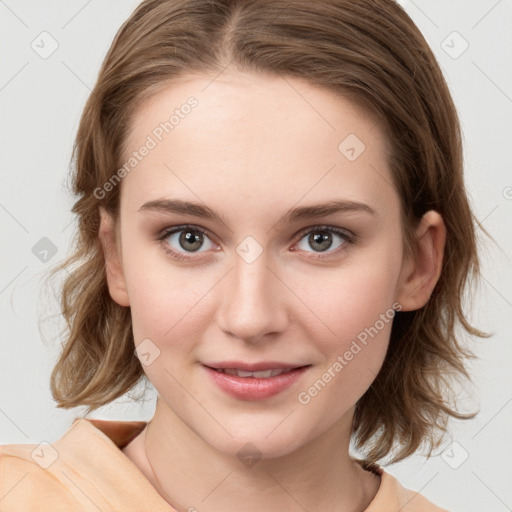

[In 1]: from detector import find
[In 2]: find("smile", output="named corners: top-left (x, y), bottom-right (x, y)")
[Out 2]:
top-left (213, 368), bottom-right (295, 378)
top-left (202, 364), bottom-right (311, 400)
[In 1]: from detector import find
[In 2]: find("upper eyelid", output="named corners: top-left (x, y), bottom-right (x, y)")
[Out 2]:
top-left (158, 224), bottom-right (216, 243)
top-left (158, 223), bottom-right (352, 235)
top-left (296, 224), bottom-right (353, 237)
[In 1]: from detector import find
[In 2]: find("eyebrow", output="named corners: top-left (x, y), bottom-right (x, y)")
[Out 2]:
top-left (138, 198), bottom-right (376, 227)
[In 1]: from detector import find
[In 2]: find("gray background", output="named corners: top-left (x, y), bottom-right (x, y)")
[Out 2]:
top-left (1, 1), bottom-right (511, 511)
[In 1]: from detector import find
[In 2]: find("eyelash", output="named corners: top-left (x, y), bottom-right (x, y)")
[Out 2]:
top-left (156, 224), bottom-right (356, 262)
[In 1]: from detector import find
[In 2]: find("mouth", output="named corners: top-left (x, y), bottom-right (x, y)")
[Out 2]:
top-left (203, 360), bottom-right (311, 377)
top-left (206, 367), bottom-right (304, 378)
top-left (202, 362), bottom-right (312, 400)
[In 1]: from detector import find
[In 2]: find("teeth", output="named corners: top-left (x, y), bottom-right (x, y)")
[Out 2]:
top-left (219, 368), bottom-right (294, 378)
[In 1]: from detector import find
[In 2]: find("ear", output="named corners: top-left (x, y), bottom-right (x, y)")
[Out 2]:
top-left (396, 210), bottom-right (446, 311)
top-left (98, 207), bottom-right (130, 307)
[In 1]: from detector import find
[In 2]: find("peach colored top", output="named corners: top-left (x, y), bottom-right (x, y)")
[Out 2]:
top-left (0, 417), bottom-right (449, 511)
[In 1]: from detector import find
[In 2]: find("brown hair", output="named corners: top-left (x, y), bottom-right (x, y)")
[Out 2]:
top-left (48, 0), bottom-right (489, 465)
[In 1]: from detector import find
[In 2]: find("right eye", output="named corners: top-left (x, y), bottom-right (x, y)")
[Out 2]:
top-left (157, 225), bottom-right (217, 261)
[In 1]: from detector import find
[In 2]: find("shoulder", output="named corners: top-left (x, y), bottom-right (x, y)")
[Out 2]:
top-left (356, 460), bottom-right (450, 512)
top-left (373, 468), bottom-right (451, 512)
top-left (0, 442), bottom-right (81, 512)
top-left (393, 476), bottom-right (450, 512)
top-left (0, 418), bottom-right (172, 512)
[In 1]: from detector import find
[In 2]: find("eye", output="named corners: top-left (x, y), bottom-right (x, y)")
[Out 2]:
top-left (294, 226), bottom-right (355, 257)
top-left (158, 225), bottom-right (216, 261)
top-left (157, 224), bottom-right (356, 262)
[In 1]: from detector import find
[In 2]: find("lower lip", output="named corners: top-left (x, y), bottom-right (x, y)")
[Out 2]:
top-left (203, 365), bottom-right (310, 400)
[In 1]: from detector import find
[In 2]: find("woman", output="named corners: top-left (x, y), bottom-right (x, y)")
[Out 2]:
top-left (0, 1), bottom-right (487, 510)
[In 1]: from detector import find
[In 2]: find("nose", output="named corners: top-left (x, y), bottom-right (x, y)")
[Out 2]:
top-left (215, 248), bottom-right (289, 344)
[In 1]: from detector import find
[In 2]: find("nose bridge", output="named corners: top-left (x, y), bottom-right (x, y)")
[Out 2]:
top-left (216, 244), bottom-right (287, 342)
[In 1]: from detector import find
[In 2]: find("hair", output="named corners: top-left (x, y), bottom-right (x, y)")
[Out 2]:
top-left (47, 0), bottom-right (489, 465)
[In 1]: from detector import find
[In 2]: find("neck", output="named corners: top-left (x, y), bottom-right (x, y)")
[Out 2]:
top-left (135, 397), bottom-right (380, 512)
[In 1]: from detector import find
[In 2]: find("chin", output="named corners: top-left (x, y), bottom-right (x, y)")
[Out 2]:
top-left (195, 417), bottom-right (312, 461)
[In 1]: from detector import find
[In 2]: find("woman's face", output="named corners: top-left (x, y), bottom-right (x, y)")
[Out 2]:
top-left (103, 70), bottom-right (413, 458)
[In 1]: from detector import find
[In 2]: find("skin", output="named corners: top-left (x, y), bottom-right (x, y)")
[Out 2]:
top-left (99, 68), bottom-right (446, 512)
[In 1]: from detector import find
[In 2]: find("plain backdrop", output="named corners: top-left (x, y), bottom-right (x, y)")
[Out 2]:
top-left (1, 1), bottom-right (511, 511)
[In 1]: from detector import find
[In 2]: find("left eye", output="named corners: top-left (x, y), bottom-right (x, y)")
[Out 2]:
top-left (296, 227), bottom-right (353, 254)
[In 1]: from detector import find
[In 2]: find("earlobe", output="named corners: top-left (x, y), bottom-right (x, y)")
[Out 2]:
top-left (396, 210), bottom-right (446, 312)
top-left (98, 207), bottom-right (130, 307)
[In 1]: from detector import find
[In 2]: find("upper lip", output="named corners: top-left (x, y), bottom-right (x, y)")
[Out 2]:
top-left (203, 361), bottom-right (309, 371)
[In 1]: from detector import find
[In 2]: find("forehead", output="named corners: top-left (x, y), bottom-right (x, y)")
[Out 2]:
top-left (120, 70), bottom-right (398, 220)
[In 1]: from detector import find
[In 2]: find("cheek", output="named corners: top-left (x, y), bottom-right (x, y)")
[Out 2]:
top-left (127, 269), bottom-right (202, 342)
top-left (335, 263), bottom-right (399, 339)
top-left (122, 239), bottom-right (215, 354)
top-left (293, 239), bottom-right (402, 401)
top-left (125, 263), bottom-right (209, 390)
top-left (297, 247), bottom-right (402, 352)
top-left (296, 265), bottom-right (398, 418)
